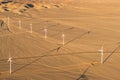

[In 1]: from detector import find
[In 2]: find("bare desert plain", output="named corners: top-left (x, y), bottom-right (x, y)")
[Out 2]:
top-left (0, 0), bottom-right (120, 80)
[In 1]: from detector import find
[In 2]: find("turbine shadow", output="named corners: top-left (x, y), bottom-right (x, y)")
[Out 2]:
top-left (57, 31), bottom-right (91, 52)
top-left (76, 63), bottom-right (93, 80)
top-left (12, 48), bottom-right (58, 74)
top-left (103, 45), bottom-right (120, 64)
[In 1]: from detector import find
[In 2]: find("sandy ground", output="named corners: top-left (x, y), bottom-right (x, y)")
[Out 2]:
top-left (0, 0), bottom-right (120, 80)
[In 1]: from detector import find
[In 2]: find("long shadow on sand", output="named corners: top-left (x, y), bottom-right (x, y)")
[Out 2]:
top-left (103, 45), bottom-right (120, 64)
top-left (11, 31), bottom-right (91, 74)
top-left (12, 48), bottom-right (58, 74)
top-left (76, 64), bottom-right (93, 80)
top-left (56, 31), bottom-right (91, 52)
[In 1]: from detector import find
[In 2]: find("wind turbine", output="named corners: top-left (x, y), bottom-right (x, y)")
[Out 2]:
top-left (98, 45), bottom-right (104, 64)
top-left (44, 27), bottom-right (47, 40)
top-left (8, 56), bottom-right (12, 75)
top-left (30, 24), bottom-right (32, 33)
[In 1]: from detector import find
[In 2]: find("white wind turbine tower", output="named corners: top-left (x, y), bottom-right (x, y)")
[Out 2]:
top-left (98, 44), bottom-right (104, 64)
top-left (8, 53), bottom-right (12, 75)
top-left (44, 26), bottom-right (47, 40)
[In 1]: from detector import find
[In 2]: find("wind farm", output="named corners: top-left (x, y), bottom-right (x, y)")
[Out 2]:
top-left (0, 0), bottom-right (120, 80)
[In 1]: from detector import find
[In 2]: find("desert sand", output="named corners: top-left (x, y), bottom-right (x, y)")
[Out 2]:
top-left (0, 0), bottom-right (120, 80)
